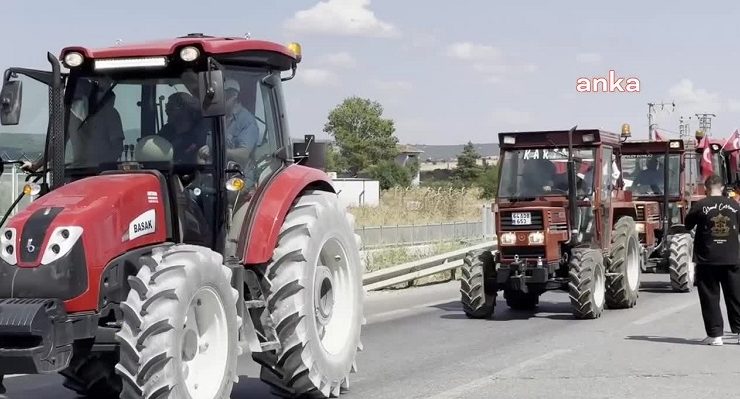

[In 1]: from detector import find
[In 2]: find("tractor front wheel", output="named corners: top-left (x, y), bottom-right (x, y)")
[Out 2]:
top-left (60, 350), bottom-right (120, 398)
top-left (669, 233), bottom-right (695, 292)
top-left (606, 216), bottom-right (641, 309)
top-left (260, 190), bottom-right (364, 398)
top-left (115, 245), bottom-right (241, 399)
top-left (460, 250), bottom-right (496, 318)
top-left (568, 248), bottom-right (606, 319)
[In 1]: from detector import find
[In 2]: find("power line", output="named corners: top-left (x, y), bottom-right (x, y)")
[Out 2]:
top-left (648, 101), bottom-right (676, 141)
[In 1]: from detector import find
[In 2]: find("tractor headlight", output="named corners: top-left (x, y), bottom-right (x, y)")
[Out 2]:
top-left (1, 228), bottom-right (17, 265)
top-left (41, 226), bottom-right (83, 265)
top-left (500, 232), bottom-right (516, 245)
top-left (635, 223), bottom-right (645, 233)
top-left (179, 46), bottom-right (200, 62)
top-left (63, 51), bottom-right (84, 68)
top-left (528, 231), bottom-right (545, 245)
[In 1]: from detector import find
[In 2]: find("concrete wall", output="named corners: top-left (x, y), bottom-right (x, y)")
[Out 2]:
top-left (331, 178), bottom-right (380, 208)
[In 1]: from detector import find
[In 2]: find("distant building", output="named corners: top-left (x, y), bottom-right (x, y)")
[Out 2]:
top-left (395, 144), bottom-right (424, 186)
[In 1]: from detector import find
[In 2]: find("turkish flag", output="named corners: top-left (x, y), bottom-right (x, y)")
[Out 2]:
top-left (699, 137), bottom-right (714, 179)
top-left (654, 129), bottom-right (666, 141)
top-left (723, 129), bottom-right (740, 152)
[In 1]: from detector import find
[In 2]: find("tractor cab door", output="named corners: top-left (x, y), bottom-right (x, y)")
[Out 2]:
top-left (0, 67), bottom-right (60, 217)
top-left (597, 146), bottom-right (615, 248)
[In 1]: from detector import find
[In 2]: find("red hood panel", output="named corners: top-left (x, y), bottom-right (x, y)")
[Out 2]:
top-left (8, 174), bottom-right (167, 268)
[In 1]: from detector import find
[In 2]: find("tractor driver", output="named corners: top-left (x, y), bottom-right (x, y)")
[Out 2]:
top-left (520, 158), bottom-right (559, 196)
top-left (197, 78), bottom-right (260, 169)
top-left (158, 92), bottom-right (209, 165)
top-left (633, 156), bottom-right (663, 193)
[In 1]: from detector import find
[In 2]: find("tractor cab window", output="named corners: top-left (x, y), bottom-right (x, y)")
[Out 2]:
top-left (621, 154), bottom-right (680, 197)
top-left (498, 147), bottom-right (596, 198)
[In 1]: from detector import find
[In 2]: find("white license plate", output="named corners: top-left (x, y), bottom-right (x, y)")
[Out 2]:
top-left (511, 212), bottom-right (532, 225)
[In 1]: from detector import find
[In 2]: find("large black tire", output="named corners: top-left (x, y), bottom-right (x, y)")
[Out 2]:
top-left (60, 351), bottom-right (120, 398)
top-left (505, 290), bottom-right (539, 310)
top-left (606, 216), bottom-right (641, 309)
top-left (460, 250), bottom-right (496, 319)
top-left (115, 245), bottom-right (241, 399)
top-left (669, 233), bottom-right (695, 292)
top-left (259, 190), bottom-right (364, 398)
top-left (568, 248), bottom-right (606, 319)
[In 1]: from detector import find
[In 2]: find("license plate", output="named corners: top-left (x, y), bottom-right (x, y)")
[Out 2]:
top-left (511, 212), bottom-right (532, 225)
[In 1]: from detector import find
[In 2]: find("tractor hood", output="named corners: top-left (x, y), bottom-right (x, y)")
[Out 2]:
top-left (0, 173), bottom-right (169, 312)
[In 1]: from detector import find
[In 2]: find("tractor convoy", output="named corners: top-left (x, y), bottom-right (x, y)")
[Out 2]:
top-left (461, 125), bottom-right (739, 321)
top-left (1, 33), bottom-right (739, 399)
top-left (0, 34), bottom-right (364, 399)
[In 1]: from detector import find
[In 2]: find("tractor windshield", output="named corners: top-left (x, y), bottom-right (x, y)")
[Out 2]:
top-left (63, 69), bottom-right (215, 172)
top-left (497, 147), bottom-right (596, 198)
top-left (620, 154), bottom-right (680, 197)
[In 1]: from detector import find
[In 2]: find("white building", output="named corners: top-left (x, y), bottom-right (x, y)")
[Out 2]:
top-left (331, 177), bottom-right (380, 208)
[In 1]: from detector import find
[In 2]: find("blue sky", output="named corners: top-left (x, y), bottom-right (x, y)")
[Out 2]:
top-left (2, 0), bottom-right (740, 145)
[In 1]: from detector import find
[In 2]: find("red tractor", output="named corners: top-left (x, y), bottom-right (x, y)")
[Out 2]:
top-left (0, 34), bottom-right (364, 399)
top-left (460, 128), bottom-right (657, 320)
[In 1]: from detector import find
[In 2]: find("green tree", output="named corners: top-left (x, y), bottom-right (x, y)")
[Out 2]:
top-left (455, 141), bottom-right (483, 182)
top-left (324, 97), bottom-right (399, 176)
top-left (476, 164), bottom-right (500, 199)
top-left (367, 160), bottom-right (412, 190)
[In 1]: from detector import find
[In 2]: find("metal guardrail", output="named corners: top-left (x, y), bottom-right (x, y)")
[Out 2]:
top-left (362, 240), bottom-right (497, 291)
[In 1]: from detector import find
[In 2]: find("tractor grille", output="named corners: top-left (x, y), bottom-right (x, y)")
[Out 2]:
top-left (499, 210), bottom-right (544, 231)
top-left (636, 207), bottom-right (645, 221)
top-left (500, 246), bottom-right (546, 260)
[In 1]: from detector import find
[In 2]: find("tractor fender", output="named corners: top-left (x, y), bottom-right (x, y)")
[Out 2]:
top-left (240, 164), bottom-right (335, 264)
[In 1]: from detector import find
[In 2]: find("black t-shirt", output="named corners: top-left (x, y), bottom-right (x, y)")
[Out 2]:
top-left (685, 195), bottom-right (740, 265)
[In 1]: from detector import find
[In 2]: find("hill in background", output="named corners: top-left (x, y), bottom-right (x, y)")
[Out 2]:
top-left (0, 133), bottom-right (46, 159)
top-left (409, 143), bottom-right (500, 161)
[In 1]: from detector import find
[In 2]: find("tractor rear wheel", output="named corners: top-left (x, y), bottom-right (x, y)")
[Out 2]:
top-left (115, 245), bottom-right (240, 399)
top-left (460, 250), bottom-right (496, 318)
top-left (669, 233), bottom-right (695, 292)
top-left (60, 350), bottom-right (120, 398)
top-left (259, 190), bottom-right (364, 398)
top-left (606, 216), bottom-right (641, 309)
top-left (568, 248), bottom-right (606, 319)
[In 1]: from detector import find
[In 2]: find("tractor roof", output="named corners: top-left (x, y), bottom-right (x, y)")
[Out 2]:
top-left (60, 33), bottom-right (299, 70)
top-left (498, 129), bottom-right (621, 149)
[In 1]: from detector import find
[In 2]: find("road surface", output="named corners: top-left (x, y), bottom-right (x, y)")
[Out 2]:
top-left (3, 274), bottom-right (739, 398)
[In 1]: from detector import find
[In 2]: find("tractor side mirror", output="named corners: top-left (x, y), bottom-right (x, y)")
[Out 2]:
top-left (198, 69), bottom-right (225, 117)
top-left (0, 79), bottom-right (22, 125)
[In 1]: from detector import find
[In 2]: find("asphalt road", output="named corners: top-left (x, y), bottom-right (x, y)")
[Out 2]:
top-left (4, 273), bottom-right (740, 399)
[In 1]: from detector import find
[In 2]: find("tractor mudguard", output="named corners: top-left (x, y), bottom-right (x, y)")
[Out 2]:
top-left (239, 164), bottom-right (335, 265)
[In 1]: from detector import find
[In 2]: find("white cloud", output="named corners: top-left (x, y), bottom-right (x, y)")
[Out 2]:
top-left (490, 108), bottom-right (533, 125)
top-left (668, 79), bottom-right (722, 114)
top-left (321, 52), bottom-right (357, 68)
top-left (576, 52), bottom-right (602, 64)
top-left (728, 99), bottom-right (740, 112)
top-left (447, 42), bottom-right (535, 83)
top-left (284, 0), bottom-right (399, 38)
top-left (297, 68), bottom-right (338, 87)
top-left (446, 42), bottom-right (501, 61)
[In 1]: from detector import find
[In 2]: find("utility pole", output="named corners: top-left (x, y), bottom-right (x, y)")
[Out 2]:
top-left (648, 101), bottom-right (676, 141)
top-left (695, 113), bottom-right (716, 137)
top-left (679, 116), bottom-right (692, 140)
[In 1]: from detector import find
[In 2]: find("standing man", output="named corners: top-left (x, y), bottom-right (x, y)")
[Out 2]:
top-left (685, 174), bottom-right (740, 345)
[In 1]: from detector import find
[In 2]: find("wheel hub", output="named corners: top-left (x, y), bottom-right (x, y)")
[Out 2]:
top-left (626, 237), bottom-right (640, 291)
top-left (314, 265), bottom-right (335, 327)
top-left (594, 267), bottom-right (605, 307)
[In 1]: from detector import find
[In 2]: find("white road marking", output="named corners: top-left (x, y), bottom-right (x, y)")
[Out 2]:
top-left (426, 349), bottom-right (573, 399)
top-left (632, 299), bottom-right (697, 325)
top-left (4, 374), bottom-right (24, 378)
top-left (366, 297), bottom-right (459, 325)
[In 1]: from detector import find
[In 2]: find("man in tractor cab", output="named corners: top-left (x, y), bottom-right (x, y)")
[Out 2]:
top-left (22, 79), bottom-right (125, 173)
top-left (158, 91), bottom-right (209, 165)
top-left (633, 156), bottom-right (663, 193)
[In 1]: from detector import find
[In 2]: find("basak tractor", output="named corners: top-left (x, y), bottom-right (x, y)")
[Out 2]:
top-left (460, 127), bottom-right (659, 320)
top-left (616, 133), bottom-right (695, 292)
top-left (0, 34), bottom-right (364, 399)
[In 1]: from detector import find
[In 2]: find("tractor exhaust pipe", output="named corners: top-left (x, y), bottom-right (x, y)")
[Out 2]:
top-left (662, 142), bottom-right (670, 249)
top-left (567, 125), bottom-right (579, 245)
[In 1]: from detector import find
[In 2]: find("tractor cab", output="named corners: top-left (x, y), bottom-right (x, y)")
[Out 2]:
top-left (0, 35), bottom-right (302, 254)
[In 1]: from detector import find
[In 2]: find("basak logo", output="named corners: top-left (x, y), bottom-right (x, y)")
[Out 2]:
top-left (576, 70), bottom-right (640, 93)
top-left (128, 209), bottom-right (156, 240)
